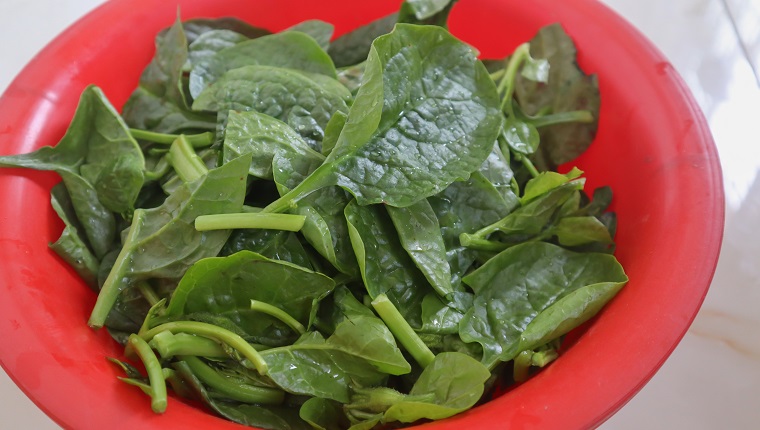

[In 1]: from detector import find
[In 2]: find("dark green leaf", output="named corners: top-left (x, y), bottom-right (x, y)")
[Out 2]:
top-left (460, 242), bottom-right (628, 366)
top-left (266, 24), bottom-right (502, 211)
top-left (189, 31), bottom-right (339, 99)
top-left (299, 397), bottom-right (349, 430)
top-left (187, 29), bottom-right (249, 68)
top-left (286, 20), bottom-right (335, 51)
top-left (515, 24), bottom-right (600, 169)
top-left (387, 200), bottom-right (452, 297)
top-left (166, 250), bottom-right (334, 344)
top-left (221, 228), bottom-right (313, 269)
top-left (327, 14), bottom-right (397, 68)
top-left (383, 352), bottom-right (490, 422)
top-left (345, 200), bottom-right (433, 327)
top-left (193, 65), bottom-right (351, 151)
top-left (48, 183), bottom-right (99, 288)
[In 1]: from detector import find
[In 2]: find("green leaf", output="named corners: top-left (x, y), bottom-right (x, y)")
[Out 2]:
top-left (502, 118), bottom-right (540, 156)
top-left (521, 168), bottom-right (582, 204)
top-left (220, 228), bottom-right (314, 269)
top-left (166, 251), bottom-right (334, 345)
top-left (0, 85), bottom-right (144, 216)
top-left (478, 143), bottom-right (519, 206)
top-left (122, 16), bottom-right (220, 134)
top-left (551, 216), bottom-right (614, 246)
top-left (518, 281), bottom-right (625, 352)
top-left (88, 154), bottom-right (251, 328)
top-left (515, 24), bottom-right (600, 169)
top-left (320, 111), bottom-right (348, 157)
top-left (383, 352), bottom-right (490, 422)
top-left (187, 29), bottom-right (249, 68)
top-left (428, 172), bottom-right (514, 289)
top-left (345, 200), bottom-right (434, 328)
top-left (193, 65), bottom-right (351, 151)
top-left (403, 0), bottom-right (456, 20)
top-left (387, 200), bottom-right (453, 298)
top-left (460, 242), bottom-right (628, 366)
top-left (189, 31), bottom-right (339, 99)
top-left (48, 183), bottom-right (100, 289)
top-left (286, 20), bottom-right (335, 51)
top-left (261, 316), bottom-right (410, 402)
top-left (223, 110), bottom-right (325, 180)
top-left (58, 170), bottom-right (116, 258)
top-left (299, 398), bottom-right (349, 430)
top-left (264, 24), bottom-right (502, 212)
top-left (327, 14), bottom-right (397, 68)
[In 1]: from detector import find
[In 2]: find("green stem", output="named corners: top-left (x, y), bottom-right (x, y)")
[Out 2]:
top-left (141, 321), bottom-right (269, 375)
top-left (497, 43), bottom-right (531, 116)
top-left (458, 234), bottom-right (509, 252)
top-left (514, 152), bottom-right (540, 178)
top-left (128, 334), bottom-right (168, 413)
top-left (250, 300), bottom-right (306, 335)
top-left (513, 350), bottom-right (533, 383)
top-left (88, 210), bottom-right (146, 329)
top-left (195, 213), bottom-right (306, 232)
top-left (180, 356), bottom-right (284, 405)
top-left (531, 348), bottom-right (558, 367)
top-left (371, 294), bottom-right (435, 368)
top-left (143, 156), bottom-right (171, 182)
top-left (167, 135), bottom-right (208, 182)
top-left (149, 331), bottom-right (229, 359)
top-left (530, 110), bottom-right (594, 128)
top-left (261, 165), bottom-right (332, 214)
top-left (136, 281), bottom-right (160, 307)
top-left (162, 367), bottom-right (195, 399)
top-left (130, 129), bottom-right (214, 147)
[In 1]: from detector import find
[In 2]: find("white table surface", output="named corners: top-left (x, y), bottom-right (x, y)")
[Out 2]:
top-left (1, 0), bottom-right (758, 429)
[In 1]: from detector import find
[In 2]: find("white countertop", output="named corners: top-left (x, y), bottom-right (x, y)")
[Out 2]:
top-left (1, 0), bottom-right (758, 428)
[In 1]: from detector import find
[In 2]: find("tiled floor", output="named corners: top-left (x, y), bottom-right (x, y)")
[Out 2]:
top-left (1, 0), bottom-right (758, 428)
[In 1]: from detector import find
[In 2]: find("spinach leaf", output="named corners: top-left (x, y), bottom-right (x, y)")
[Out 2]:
top-left (479, 143), bottom-right (519, 206)
top-left (165, 250), bottom-right (334, 345)
top-left (398, 0), bottom-right (457, 27)
top-left (271, 130), bottom-right (358, 277)
top-left (387, 200), bottom-right (453, 298)
top-left (515, 24), bottom-right (600, 170)
top-left (48, 183), bottom-right (100, 289)
top-left (261, 316), bottom-right (410, 402)
top-left (88, 154), bottom-right (251, 328)
top-left (189, 31), bottom-right (339, 99)
top-left (460, 242), bottom-right (627, 366)
top-left (193, 65), bottom-right (351, 151)
top-left (383, 352), bottom-right (490, 422)
top-left (223, 110), bottom-right (325, 180)
top-left (327, 14), bottom-right (397, 68)
top-left (187, 29), bottom-right (249, 68)
top-left (320, 111), bottom-right (348, 157)
top-left (221, 228), bottom-right (313, 269)
top-left (344, 200), bottom-right (433, 328)
top-left (122, 17), bottom-right (217, 134)
top-left (0, 85), bottom-right (144, 216)
top-left (428, 171), bottom-right (513, 289)
top-left (179, 17), bottom-right (271, 44)
top-left (299, 398), bottom-right (348, 430)
top-left (58, 170), bottom-right (116, 259)
top-left (264, 24), bottom-right (502, 212)
top-left (286, 20), bottom-right (335, 51)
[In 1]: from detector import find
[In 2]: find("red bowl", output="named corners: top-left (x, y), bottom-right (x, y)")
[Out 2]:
top-left (0, 0), bottom-right (723, 429)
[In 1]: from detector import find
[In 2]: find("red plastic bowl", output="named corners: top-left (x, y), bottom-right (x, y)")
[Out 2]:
top-left (0, 0), bottom-right (723, 429)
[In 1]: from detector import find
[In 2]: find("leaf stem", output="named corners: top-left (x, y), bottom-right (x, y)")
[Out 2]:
top-left (371, 294), bottom-right (435, 368)
top-left (128, 334), bottom-right (168, 413)
top-left (167, 135), bottom-right (208, 182)
top-left (513, 152), bottom-right (540, 178)
top-left (88, 209), bottom-right (146, 329)
top-left (130, 129), bottom-right (214, 147)
top-left (497, 43), bottom-right (531, 116)
top-left (530, 110), bottom-right (594, 128)
top-left (513, 350), bottom-right (533, 383)
top-left (179, 356), bottom-right (285, 405)
top-left (194, 213), bottom-right (306, 232)
top-left (261, 164), bottom-right (332, 214)
top-left (250, 300), bottom-right (306, 335)
top-left (149, 331), bottom-right (229, 359)
top-left (136, 281), bottom-right (161, 307)
top-left (141, 321), bottom-right (269, 375)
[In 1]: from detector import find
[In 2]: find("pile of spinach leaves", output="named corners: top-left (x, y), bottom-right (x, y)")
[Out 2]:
top-left (0, 1), bottom-right (627, 428)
